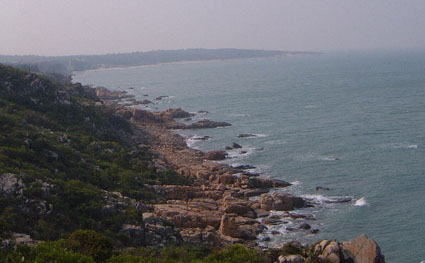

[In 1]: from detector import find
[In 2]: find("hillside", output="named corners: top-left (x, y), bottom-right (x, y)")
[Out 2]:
top-left (0, 64), bottom-right (193, 242)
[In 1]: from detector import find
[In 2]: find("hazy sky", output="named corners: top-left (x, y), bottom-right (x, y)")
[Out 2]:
top-left (1, 0), bottom-right (425, 56)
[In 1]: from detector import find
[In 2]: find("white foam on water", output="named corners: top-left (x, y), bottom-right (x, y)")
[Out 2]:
top-left (295, 154), bottom-right (340, 162)
top-left (229, 113), bottom-right (250, 117)
top-left (304, 105), bottom-right (318, 108)
top-left (225, 147), bottom-right (257, 159)
top-left (381, 142), bottom-right (419, 149)
top-left (302, 194), bottom-right (353, 205)
top-left (354, 197), bottom-right (368, 206)
top-left (317, 155), bottom-right (341, 161)
top-left (290, 181), bottom-right (302, 186)
top-left (185, 135), bottom-right (210, 148)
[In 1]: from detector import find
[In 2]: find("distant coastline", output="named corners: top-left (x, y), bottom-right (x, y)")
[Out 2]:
top-left (72, 52), bottom-right (315, 75)
top-left (0, 48), bottom-right (319, 76)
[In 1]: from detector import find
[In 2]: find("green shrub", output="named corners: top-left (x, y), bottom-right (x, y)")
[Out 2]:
top-left (67, 230), bottom-right (113, 263)
top-left (204, 244), bottom-right (264, 263)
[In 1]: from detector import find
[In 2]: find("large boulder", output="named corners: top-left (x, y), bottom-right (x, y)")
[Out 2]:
top-left (342, 234), bottom-right (385, 263)
top-left (204, 150), bottom-right (227, 161)
top-left (247, 177), bottom-right (291, 189)
top-left (314, 240), bottom-right (344, 263)
top-left (314, 235), bottom-right (385, 263)
top-left (185, 119), bottom-right (231, 129)
top-left (219, 214), bottom-right (264, 240)
top-left (278, 255), bottom-right (304, 263)
top-left (223, 196), bottom-right (253, 217)
top-left (259, 192), bottom-right (305, 211)
top-left (163, 108), bottom-right (194, 119)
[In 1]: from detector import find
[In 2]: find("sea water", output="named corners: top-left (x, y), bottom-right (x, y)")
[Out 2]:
top-left (73, 51), bottom-right (425, 263)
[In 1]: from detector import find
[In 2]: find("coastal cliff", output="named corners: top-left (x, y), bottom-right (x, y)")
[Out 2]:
top-left (0, 64), bottom-right (384, 262)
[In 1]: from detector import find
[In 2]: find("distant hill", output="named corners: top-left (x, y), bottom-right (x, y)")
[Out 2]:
top-left (0, 49), bottom-right (315, 75)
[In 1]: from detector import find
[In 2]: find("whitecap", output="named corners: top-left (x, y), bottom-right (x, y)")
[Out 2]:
top-left (185, 135), bottom-right (210, 148)
top-left (225, 147), bottom-right (257, 159)
top-left (317, 155), bottom-right (341, 161)
top-left (290, 181), bottom-right (302, 186)
top-left (381, 142), bottom-right (418, 149)
top-left (229, 113), bottom-right (250, 117)
top-left (302, 194), bottom-right (353, 205)
top-left (295, 154), bottom-right (340, 162)
top-left (354, 197), bottom-right (368, 207)
top-left (304, 105), bottom-right (318, 108)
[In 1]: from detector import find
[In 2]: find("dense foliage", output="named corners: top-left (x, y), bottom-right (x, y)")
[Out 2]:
top-left (0, 64), bottom-right (190, 241)
top-left (0, 230), bottom-right (266, 263)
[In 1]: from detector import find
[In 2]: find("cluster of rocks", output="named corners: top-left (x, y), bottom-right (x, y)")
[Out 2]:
top-left (110, 106), bottom-right (323, 247)
top-left (95, 87), bottom-right (134, 100)
top-left (275, 235), bottom-right (385, 263)
top-left (95, 87), bottom-right (385, 261)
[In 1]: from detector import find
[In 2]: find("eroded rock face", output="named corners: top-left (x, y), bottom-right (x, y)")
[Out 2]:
top-left (218, 214), bottom-right (264, 240)
top-left (259, 192), bottom-right (305, 211)
top-left (342, 234), bottom-right (385, 263)
top-left (0, 173), bottom-right (24, 197)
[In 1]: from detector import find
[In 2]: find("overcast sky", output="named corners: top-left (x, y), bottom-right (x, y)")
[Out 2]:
top-left (1, 0), bottom-right (425, 56)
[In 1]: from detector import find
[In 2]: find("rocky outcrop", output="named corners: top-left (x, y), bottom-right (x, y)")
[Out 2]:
top-left (93, 88), bottom-right (384, 255)
top-left (218, 214), bottom-right (264, 240)
top-left (342, 234), bottom-right (385, 263)
top-left (278, 255), bottom-right (304, 263)
top-left (313, 235), bottom-right (385, 263)
top-left (1, 233), bottom-right (41, 249)
top-left (162, 108), bottom-right (194, 119)
top-left (185, 119), bottom-right (231, 129)
top-left (0, 173), bottom-right (24, 197)
top-left (246, 177), bottom-right (291, 189)
top-left (238, 133), bottom-right (256, 138)
top-left (204, 150), bottom-right (227, 160)
top-left (96, 87), bottom-right (133, 100)
top-left (314, 240), bottom-right (345, 263)
top-left (259, 192), bottom-right (305, 211)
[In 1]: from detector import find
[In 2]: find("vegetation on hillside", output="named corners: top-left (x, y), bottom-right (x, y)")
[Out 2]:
top-left (0, 65), bottom-right (301, 263)
top-left (1, 230), bottom-right (268, 263)
top-left (0, 64), bottom-right (190, 242)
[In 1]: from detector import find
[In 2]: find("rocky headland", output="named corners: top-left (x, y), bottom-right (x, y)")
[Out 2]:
top-left (0, 66), bottom-right (385, 262)
top-left (94, 87), bottom-right (385, 262)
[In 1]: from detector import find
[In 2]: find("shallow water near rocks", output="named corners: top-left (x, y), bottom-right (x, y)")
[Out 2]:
top-left (74, 51), bottom-right (425, 263)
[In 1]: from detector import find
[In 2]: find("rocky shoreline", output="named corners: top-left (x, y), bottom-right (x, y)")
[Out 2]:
top-left (94, 88), bottom-right (386, 262)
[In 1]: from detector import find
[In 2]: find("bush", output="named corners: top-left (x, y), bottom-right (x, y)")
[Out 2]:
top-left (67, 230), bottom-right (113, 263)
top-left (204, 244), bottom-right (265, 263)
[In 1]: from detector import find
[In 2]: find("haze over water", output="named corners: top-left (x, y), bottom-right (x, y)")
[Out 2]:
top-left (74, 51), bottom-right (425, 263)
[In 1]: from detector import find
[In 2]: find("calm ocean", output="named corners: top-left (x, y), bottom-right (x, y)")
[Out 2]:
top-left (73, 51), bottom-right (425, 263)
